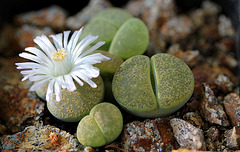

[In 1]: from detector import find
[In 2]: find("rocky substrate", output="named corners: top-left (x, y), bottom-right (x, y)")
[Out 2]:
top-left (0, 0), bottom-right (239, 151)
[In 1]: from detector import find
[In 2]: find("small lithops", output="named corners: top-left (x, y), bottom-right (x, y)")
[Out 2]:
top-left (77, 102), bottom-right (123, 147)
top-left (91, 50), bottom-right (124, 101)
top-left (81, 8), bottom-right (149, 59)
top-left (112, 53), bottom-right (194, 118)
top-left (93, 50), bottom-right (124, 76)
top-left (37, 76), bottom-right (104, 122)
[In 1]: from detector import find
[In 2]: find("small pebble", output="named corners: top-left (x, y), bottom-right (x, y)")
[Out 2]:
top-left (223, 93), bottom-right (240, 126)
top-left (160, 15), bottom-right (193, 43)
top-left (0, 124), bottom-right (84, 151)
top-left (125, 0), bottom-right (175, 30)
top-left (66, 0), bottom-right (112, 30)
top-left (0, 57), bottom-right (45, 133)
top-left (200, 83), bottom-right (230, 126)
top-left (168, 44), bottom-right (200, 68)
top-left (15, 24), bottom-right (54, 49)
top-left (214, 73), bottom-right (233, 93)
top-left (218, 15), bottom-right (235, 37)
top-left (170, 118), bottom-right (206, 151)
top-left (224, 126), bottom-right (240, 149)
top-left (15, 5), bottom-right (67, 30)
top-left (202, 0), bottom-right (221, 17)
top-left (123, 117), bottom-right (178, 152)
top-left (206, 126), bottom-right (220, 141)
top-left (183, 112), bottom-right (204, 128)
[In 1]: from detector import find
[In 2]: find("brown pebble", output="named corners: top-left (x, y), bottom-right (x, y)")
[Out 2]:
top-left (66, 0), bottom-right (112, 30)
top-left (200, 83), bottom-right (230, 126)
top-left (0, 57), bottom-right (45, 133)
top-left (160, 15), bottom-right (193, 43)
top-left (15, 25), bottom-right (54, 49)
top-left (15, 5), bottom-right (67, 31)
top-left (183, 112), bottom-right (204, 128)
top-left (224, 126), bottom-right (240, 149)
top-left (206, 126), bottom-right (220, 141)
top-left (214, 73), bottom-right (233, 93)
top-left (0, 124), bottom-right (84, 151)
top-left (170, 118), bottom-right (206, 151)
top-left (223, 93), bottom-right (240, 126)
top-left (168, 44), bottom-right (200, 68)
top-left (122, 117), bottom-right (178, 152)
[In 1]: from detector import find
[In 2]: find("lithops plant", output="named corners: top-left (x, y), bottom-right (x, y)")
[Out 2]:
top-left (81, 8), bottom-right (133, 50)
top-left (38, 76), bottom-right (104, 122)
top-left (112, 53), bottom-right (194, 118)
top-left (109, 18), bottom-right (149, 59)
top-left (81, 8), bottom-right (149, 59)
top-left (16, 27), bottom-right (110, 122)
top-left (93, 50), bottom-right (124, 76)
top-left (77, 102), bottom-right (123, 147)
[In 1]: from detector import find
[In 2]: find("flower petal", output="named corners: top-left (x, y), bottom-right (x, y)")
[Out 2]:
top-left (72, 64), bottom-right (100, 78)
top-left (75, 53), bottom-right (110, 65)
top-left (79, 41), bottom-right (105, 58)
top-left (71, 70), bottom-right (97, 88)
top-left (50, 33), bottom-right (63, 49)
top-left (72, 35), bottom-right (98, 62)
top-left (34, 36), bottom-right (53, 58)
top-left (29, 74), bottom-right (50, 82)
top-left (64, 74), bottom-right (76, 92)
top-left (19, 52), bottom-right (43, 64)
top-left (39, 34), bottom-right (56, 54)
top-left (46, 79), bottom-right (55, 102)
top-left (29, 77), bottom-right (50, 91)
top-left (25, 47), bottom-right (53, 67)
top-left (54, 80), bottom-right (61, 102)
top-left (63, 30), bottom-right (71, 50)
top-left (71, 74), bottom-right (84, 86)
top-left (15, 62), bottom-right (41, 69)
top-left (71, 28), bottom-right (83, 52)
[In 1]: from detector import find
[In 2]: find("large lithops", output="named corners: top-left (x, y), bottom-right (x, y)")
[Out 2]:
top-left (112, 53), bottom-right (194, 118)
top-left (77, 102), bottom-right (123, 147)
top-left (81, 8), bottom-right (149, 59)
top-left (37, 76), bottom-right (104, 122)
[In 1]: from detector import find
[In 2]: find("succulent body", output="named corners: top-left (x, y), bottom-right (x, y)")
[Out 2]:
top-left (81, 8), bottom-right (149, 59)
top-left (46, 76), bottom-right (104, 122)
top-left (112, 53), bottom-right (194, 118)
top-left (77, 102), bottom-right (123, 147)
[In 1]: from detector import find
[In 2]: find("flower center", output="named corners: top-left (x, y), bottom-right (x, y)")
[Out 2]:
top-left (52, 49), bottom-right (67, 62)
top-left (51, 48), bottom-right (72, 77)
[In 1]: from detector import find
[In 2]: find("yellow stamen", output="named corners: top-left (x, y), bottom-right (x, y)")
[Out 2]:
top-left (52, 49), bottom-right (67, 62)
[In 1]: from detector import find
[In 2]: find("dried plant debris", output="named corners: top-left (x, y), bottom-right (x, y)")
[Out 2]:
top-left (200, 83), bottom-right (230, 126)
top-left (122, 117), bottom-right (178, 151)
top-left (170, 118), bottom-right (206, 151)
top-left (0, 124), bottom-right (84, 151)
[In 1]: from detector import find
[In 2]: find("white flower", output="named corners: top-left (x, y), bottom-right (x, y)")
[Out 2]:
top-left (15, 27), bottom-right (110, 102)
